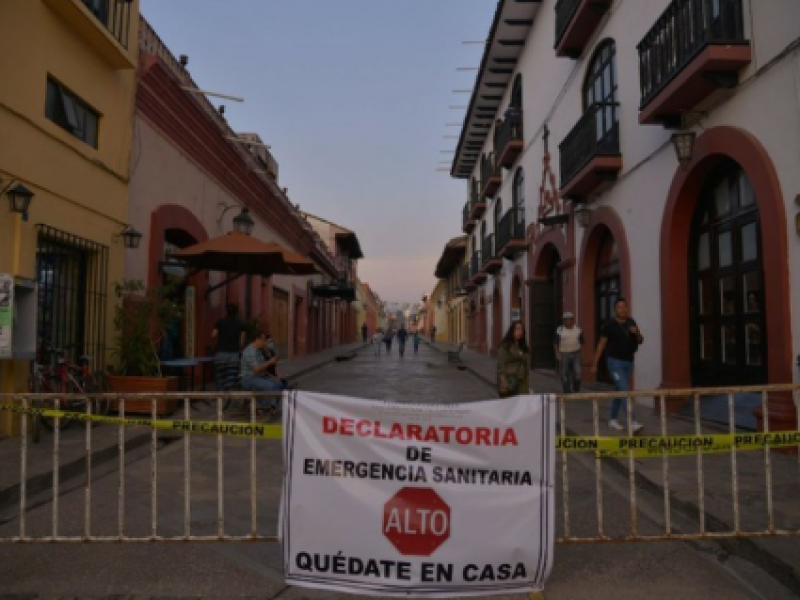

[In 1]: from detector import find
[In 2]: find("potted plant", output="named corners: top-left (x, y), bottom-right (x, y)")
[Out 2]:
top-left (107, 280), bottom-right (182, 415)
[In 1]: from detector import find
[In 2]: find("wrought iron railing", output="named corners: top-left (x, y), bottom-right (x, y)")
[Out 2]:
top-left (470, 251), bottom-right (483, 278)
top-left (462, 202), bottom-right (471, 230)
top-left (481, 235), bottom-right (497, 267)
top-left (495, 113), bottom-right (524, 161)
top-left (637, 0), bottom-right (747, 108)
top-left (480, 153), bottom-right (498, 189)
top-left (82, 0), bottom-right (133, 49)
top-left (497, 206), bottom-right (526, 251)
top-left (559, 102), bottom-right (620, 189)
top-left (554, 0), bottom-right (582, 47)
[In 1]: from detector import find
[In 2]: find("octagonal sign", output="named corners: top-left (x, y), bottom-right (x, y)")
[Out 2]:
top-left (383, 487), bottom-right (451, 556)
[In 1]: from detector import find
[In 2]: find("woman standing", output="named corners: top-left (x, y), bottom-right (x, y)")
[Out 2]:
top-left (496, 320), bottom-right (530, 398)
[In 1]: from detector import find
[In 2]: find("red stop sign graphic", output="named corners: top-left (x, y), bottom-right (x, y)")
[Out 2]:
top-left (383, 487), bottom-right (451, 556)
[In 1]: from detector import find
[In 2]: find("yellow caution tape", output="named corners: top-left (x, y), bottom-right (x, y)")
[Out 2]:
top-left (557, 431), bottom-right (800, 458)
top-left (0, 403), bottom-right (283, 440)
top-left (3, 403), bottom-right (799, 456)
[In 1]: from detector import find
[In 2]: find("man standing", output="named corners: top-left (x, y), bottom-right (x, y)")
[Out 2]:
top-left (361, 322), bottom-right (368, 343)
top-left (430, 325), bottom-right (437, 343)
top-left (396, 324), bottom-right (408, 358)
top-left (212, 303), bottom-right (246, 390)
top-left (554, 312), bottom-right (584, 394)
top-left (592, 298), bottom-right (644, 432)
top-left (240, 331), bottom-right (281, 413)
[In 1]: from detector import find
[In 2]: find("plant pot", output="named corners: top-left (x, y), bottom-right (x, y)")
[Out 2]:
top-left (106, 375), bottom-right (180, 416)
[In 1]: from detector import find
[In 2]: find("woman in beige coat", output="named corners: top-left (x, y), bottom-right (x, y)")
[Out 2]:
top-left (496, 320), bottom-right (530, 398)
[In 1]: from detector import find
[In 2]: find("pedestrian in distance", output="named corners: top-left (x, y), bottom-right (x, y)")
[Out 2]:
top-left (430, 325), bottom-right (437, 343)
top-left (592, 298), bottom-right (644, 433)
top-left (397, 324), bottom-right (408, 357)
top-left (361, 322), bottom-right (368, 343)
top-left (554, 312), bottom-right (584, 394)
top-left (239, 331), bottom-right (281, 415)
top-left (372, 329), bottom-right (383, 356)
top-left (496, 320), bottom-right (530, 399)
top-left (412, 329), bottom-right (421, 355)
top-left (383, 328), bottom-right (395, 354)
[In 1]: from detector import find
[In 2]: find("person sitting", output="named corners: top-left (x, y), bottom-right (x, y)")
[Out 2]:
top-left (240, 331), bottom-right (282, 414)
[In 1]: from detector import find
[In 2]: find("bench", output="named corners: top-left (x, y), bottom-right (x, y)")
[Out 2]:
top-left (446, 342), bottom-right (465, 363)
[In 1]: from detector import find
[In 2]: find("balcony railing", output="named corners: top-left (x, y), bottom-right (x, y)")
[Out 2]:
top-left (497, 206), bottom-right (526, 254)
top-left (470, 251), bottom-right (483, 279)
top-left (481, 235), bottom-right (497, 266)
top-left (481, 153), bottom-right (501, 198)
top-left (559, 102), bottom-right (620, 190)
top-left (637, 0), bottom-right (747, 109)
top-left (495, 113), bottom-right (524, 168)
top-left (82, 0), bottom-right (133, 49)
top-left (460, 265), bottom-right (470, 288)
top-left (462, 202), bottom-right (473, 233)
top-left (555, 0), bottom-right (582, 48)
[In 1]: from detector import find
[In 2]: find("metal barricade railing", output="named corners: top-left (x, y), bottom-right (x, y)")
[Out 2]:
top-left (1, 392), bottom-right (287, 543)
top-left (2, 385), bottom-right (799, 545)
top-left (555, 384), bottom-right (800, 543)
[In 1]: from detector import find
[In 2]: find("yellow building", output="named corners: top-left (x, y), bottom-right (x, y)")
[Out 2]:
top-left (434, 237), bottom-right (468, 344)
top-left (0, 0), bottom-right (139, 435)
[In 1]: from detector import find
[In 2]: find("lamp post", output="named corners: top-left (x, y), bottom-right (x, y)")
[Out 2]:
top-left (6, 184), bottom-right (34, 214)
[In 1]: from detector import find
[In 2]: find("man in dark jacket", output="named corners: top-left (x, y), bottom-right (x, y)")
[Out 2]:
top-left (592, 298), bottom-right (644, 433)
top-left (396, 325), bottom-right (408, 358)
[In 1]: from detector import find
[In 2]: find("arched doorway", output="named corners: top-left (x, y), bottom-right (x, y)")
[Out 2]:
top-left (161, 228), bottom-right (198, 359)
top-left (530, 244), bottom-right (562, 369)
top-left (594, 228), bottom-right (620, 383)
top-left (689, 160), bottom-right (766, 387)
top-left (492, 285), bottom-right (502, 356)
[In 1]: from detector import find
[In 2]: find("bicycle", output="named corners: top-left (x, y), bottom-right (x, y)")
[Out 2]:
top-left (29, 348), bottom-right (109, 431)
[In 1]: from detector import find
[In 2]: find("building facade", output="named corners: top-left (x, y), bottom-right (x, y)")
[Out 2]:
top-left (0, 0), bottom-right (140, 434)
top-left (450, 0), bottom-right (800, 429)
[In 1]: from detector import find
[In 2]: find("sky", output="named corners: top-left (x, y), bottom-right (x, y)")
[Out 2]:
top-left (139, 0), bottom-right (497, 304)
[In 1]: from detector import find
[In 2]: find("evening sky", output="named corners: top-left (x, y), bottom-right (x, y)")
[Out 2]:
top-left (140, 0), bottom-right (496, 304)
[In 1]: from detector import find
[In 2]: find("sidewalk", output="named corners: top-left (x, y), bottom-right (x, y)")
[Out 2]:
top-left (0, 341), bottom-right (369, 521)
top-left (427, 339), bottom-right (800, 593)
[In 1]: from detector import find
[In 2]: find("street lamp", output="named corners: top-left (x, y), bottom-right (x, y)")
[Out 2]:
top-left (574, 204), bottom-right (593, 228)
top-left (671, 131), bottom-right (696, 168)
top-left (120, 225), bottom-right (143, 249)
top-left (232, 208), bottom-right (255, 235)
top-left (2, 181), bottom-right (35, 214)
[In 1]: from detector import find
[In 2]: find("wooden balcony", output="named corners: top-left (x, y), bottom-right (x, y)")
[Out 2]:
top-left (480, 153), bottom-right (501, 199)
top-left (481, 235), bottom-right (503, 275)
top-left (469, 190), bottom-right (487, 220)
top-left (496, 114), bottom-right (524, 169)
top-left (554, 0), bottom-right (613, 59)
top-left (497, 207), bottom-right (527, 258)
top-left (638, 0), bottom-right (751, 126)
top-left (559, 103), bottom-right (622, 201)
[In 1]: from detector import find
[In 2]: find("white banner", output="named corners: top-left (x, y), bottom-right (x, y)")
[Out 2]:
top-left (282, 391), bottom-right (555, 597)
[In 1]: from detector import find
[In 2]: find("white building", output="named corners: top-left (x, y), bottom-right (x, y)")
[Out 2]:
top-left (450, 0), bottom-right (800, 430)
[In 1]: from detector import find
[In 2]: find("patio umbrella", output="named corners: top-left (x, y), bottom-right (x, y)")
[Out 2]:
top-left (169, 231), bottom-right (319, 276)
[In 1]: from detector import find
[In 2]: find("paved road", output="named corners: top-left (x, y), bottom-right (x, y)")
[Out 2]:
top-left (0, 343), bottom-right (797, 599)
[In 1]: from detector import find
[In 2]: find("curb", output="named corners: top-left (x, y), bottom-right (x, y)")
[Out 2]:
top-left (283, 343), bottom-right (370, 381)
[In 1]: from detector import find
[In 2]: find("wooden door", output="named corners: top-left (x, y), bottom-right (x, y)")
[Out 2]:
top-left (530, 282), bottom-right (556, 369)
top-left (272, 288), bottom-right (289, 358)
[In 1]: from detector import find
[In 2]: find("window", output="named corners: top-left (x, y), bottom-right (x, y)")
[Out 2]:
top-left (583, 40), bottom-right (618, 144)
top-left (45, 78), bottom-right (99, 148)
top-left (513, 168), bottom-right (525, 225)
top-left (494, 199), bottom-right (502, 235)
top-left (81, 0), bottom-right (109, 24)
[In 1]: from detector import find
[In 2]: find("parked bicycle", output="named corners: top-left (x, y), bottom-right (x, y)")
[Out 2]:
top-left (28, 346), bottom-right (110, 432)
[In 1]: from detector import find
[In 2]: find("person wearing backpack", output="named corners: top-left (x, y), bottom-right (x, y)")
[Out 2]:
top-left (554, 312), bottom-right (584, 394)
top-left (591, 298), bottom-right (644, 433)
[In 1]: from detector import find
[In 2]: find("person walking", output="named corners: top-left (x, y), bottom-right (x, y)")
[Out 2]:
top-left (430, 325), bottom-right (437, 343)
top-left (592, 298), bottom-right (644, 432)
top-left (239, 331), bottom-right (282, 414)
top-left (383, 328), bottom-right (395, 354)
top-left (496, 320), bottom-right (530, 399)
top-left (554, 312), bottom-right (584, 394)
top-left (361, 323), bottom-right (368, 343)
top-left (412, 329), bottom-right (421, 355)
top-left (372, 328), bottom-right (383, 356)
top-left (397, 324), bottom-right (408, 358)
